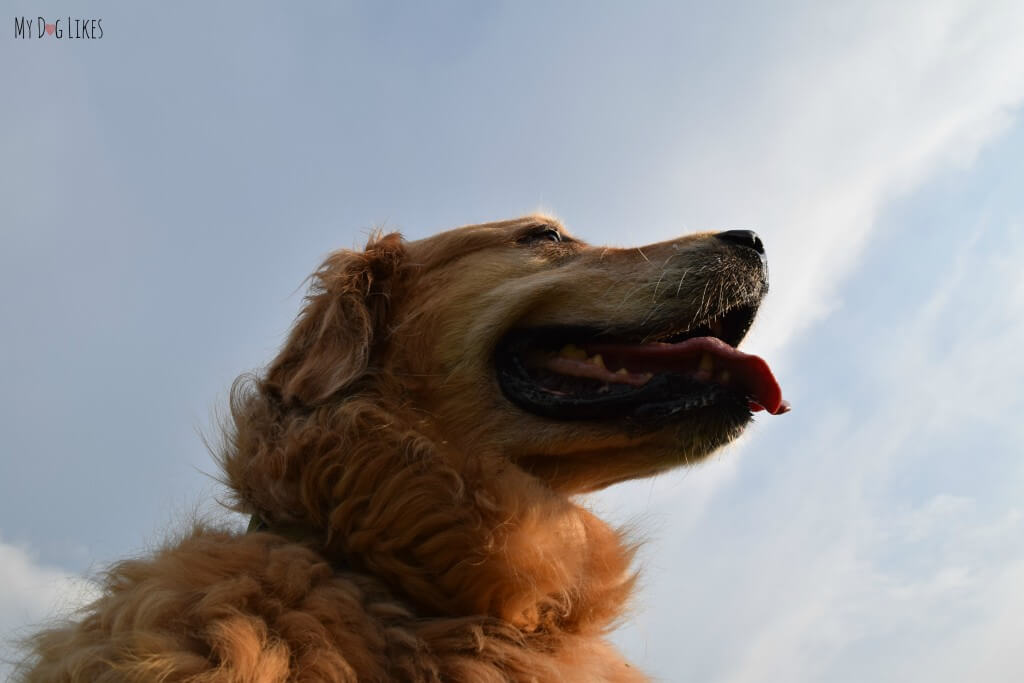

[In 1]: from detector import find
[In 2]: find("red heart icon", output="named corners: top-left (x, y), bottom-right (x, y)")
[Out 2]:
top-left (45, 23), bottom-right (55, 35)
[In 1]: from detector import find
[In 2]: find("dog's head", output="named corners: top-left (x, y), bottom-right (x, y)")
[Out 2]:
top-left (260, 215), bottom-right (786, 494)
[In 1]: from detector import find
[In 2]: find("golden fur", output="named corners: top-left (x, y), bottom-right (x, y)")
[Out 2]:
top-left (20, 216), bottom-right (768, 682)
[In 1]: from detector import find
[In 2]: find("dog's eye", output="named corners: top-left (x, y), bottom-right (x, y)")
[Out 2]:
top-left (518, 228), bottom-right (563, 245)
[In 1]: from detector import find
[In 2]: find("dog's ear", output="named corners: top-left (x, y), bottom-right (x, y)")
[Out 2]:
top-left (265, 232), bottom-right (405, 405)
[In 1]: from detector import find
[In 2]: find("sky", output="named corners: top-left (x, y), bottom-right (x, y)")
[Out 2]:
top-left (2, 1), bottom-right (1023, 680)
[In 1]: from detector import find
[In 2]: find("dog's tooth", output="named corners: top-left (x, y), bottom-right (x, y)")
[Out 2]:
top-left (694, 353), bottom-right (715, 381)
top-left (559, 344), bottom-right (587, 360)
top-left (615, 368), bottom-right (629, 376)
top-left (718, 370), bottom-right (731, 383)
top-left (589, 354), bottom-right (605, 368)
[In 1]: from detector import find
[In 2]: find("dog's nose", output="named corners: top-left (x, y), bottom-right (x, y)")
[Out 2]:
top-left (715, 229), bottom-right (765, 255)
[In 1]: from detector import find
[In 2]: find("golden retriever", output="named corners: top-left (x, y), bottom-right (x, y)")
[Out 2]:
top-left (20, 216), bottom-right (786, 682)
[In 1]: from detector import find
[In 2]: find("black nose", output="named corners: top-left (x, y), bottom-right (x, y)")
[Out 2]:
top-left (715, 229), bottom-right (765, 255)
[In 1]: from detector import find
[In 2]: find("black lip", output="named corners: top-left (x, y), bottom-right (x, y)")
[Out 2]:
top-left (493, 301), bottom-right (760, 424)
top-left (496, 347), bottom-right (748, 422)
top-left (653, 303), bottom-right (758, 347)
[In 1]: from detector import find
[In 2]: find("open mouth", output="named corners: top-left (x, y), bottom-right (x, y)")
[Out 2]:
top-left (495, 303), bottom-right (788, 422)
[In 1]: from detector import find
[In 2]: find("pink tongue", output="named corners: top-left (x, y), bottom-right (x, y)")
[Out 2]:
top-left (586, 337), bottom-right (789, 415)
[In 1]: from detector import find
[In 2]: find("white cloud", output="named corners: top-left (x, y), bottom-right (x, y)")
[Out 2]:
top-left (614, 198), bottom-right (1024, 679)
top-left (597, 0), bottom-right (1024, 508)
top-left (0, 538), bottom-right (99, 679)
top-left (598, 1), bottom-right (1024, 679)
top-left (606, 169), bottom-right (1024, 681)
top-left (658, 0), bottom-right (1024, 357)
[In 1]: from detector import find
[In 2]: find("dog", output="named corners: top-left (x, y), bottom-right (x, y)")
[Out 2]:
top-left (21, 216), bottom-right (786, 682)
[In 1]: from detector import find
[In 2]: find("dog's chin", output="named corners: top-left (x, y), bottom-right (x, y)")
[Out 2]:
top-left (512, 413), bottom-right (752, 493)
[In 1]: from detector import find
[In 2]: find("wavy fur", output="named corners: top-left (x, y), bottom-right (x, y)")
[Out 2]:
top-left (19, 216), bottom-right (763, 681)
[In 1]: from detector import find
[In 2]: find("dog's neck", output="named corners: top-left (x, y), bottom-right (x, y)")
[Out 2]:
top-left (224, 394), bottom-right (636, 633)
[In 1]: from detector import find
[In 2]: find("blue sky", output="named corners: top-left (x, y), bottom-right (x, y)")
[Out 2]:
top-left (3, 2), bottom-right (1024, 680)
